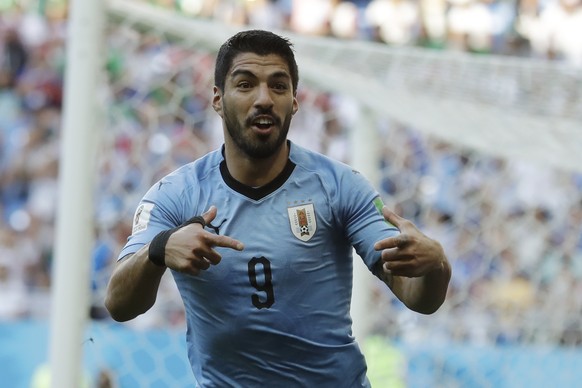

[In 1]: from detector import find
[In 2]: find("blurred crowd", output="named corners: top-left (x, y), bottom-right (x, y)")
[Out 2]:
top-left (0, 0), bottom-right (581, 348)
top-left (153, 0), bottom-right (582, 67)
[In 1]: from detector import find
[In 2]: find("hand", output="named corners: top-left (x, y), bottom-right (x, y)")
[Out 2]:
top-left (164, 206), bottom-right (244, 275)
top-left (374, 206), bottom-right (446, 278)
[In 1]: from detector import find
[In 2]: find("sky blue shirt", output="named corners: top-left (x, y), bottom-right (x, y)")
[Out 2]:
top-left (120, 141), bottom-right (399, 387)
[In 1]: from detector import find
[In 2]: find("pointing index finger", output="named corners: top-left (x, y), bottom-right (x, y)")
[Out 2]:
top-left (382, 206), bottom-right (401, 229)
top-left (211, 234), bottom-right (244, 251)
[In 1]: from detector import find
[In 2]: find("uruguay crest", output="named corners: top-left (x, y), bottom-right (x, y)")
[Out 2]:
top-left (287, 203), bottom-right (317, 242)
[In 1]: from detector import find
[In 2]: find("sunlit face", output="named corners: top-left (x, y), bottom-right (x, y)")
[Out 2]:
top-left (213, 52), bottom-right (298, 159)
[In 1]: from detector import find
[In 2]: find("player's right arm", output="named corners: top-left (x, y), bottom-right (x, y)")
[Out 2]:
top-left (105, 206), bottom-right (244, 322)
top-left (104, 246), bottom-right (166, 322)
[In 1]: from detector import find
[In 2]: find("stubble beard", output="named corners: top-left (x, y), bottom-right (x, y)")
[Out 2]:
top-left (223, 102), bottom-right (292, 159)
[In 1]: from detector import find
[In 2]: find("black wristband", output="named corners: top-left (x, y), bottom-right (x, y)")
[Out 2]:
top-left (148, 215), bottom-right (206, 267)
top-left (148, 228), bottom-right (177, 267)
top-left (181, 215), bottom-right (206, 228)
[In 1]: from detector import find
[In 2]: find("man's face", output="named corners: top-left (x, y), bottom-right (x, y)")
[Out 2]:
top-left (213, 52), bottom-right (298, 159)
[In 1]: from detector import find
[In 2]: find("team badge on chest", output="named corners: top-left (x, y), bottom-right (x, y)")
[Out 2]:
top-left (287, 203), bottom-right (317, 242)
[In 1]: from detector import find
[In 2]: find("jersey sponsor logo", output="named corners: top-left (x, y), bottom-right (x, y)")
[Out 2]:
top-left (287, 203), bottom-right (317, 242)
top-left (132, 202), bottom-right (154, 234)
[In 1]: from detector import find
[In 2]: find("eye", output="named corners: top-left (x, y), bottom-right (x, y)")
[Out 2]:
top-left (237, 81), bottom-right (252, 89)
top-left (273, 82), bottom-right (289, 91)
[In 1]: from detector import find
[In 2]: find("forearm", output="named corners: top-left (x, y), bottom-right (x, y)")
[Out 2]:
top-left (104, 244), bottom-right (166, 322)
top-left (393, 260), bottom-right (451, 314)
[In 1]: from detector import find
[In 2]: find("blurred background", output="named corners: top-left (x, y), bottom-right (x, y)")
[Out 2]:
top-left (0, 0), bottom-right (581, 387)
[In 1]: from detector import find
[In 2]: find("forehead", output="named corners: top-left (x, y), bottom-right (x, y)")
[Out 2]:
top-left (228, 52), bottom-right (290, 78)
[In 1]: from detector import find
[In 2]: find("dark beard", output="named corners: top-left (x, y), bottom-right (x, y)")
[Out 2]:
top-left (223, 102), bottom-right (292, 159)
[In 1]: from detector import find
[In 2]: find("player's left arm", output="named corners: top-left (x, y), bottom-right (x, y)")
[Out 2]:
top-left (373, 206), bottom-right (451, 315)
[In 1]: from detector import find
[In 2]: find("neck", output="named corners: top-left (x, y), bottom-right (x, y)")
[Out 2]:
top-left (224, 141), bottom-right (290, 187)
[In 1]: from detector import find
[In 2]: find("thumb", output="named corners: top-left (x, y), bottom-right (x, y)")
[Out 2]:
top-left (382, 206), bottom-right (401, 230)
top-left (202, 205), bottom-right (218, 224)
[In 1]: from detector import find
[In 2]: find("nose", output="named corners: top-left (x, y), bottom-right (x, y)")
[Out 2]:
top-left (254, 83), bottom-right (274, 110)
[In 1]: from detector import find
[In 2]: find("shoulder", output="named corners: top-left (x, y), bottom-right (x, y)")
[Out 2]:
top-left (145, 148), bottom-right (223, 199)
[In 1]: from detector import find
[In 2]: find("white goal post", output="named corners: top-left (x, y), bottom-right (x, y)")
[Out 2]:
top-left (49, 0), bottom-right (105, 387)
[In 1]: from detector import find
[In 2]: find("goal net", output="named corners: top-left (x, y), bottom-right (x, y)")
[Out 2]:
top-left (85, 0), bottom-right (582, 386)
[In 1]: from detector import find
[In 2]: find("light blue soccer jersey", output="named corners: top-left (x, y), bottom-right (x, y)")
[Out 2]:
top-left (120, 141), bottom-right (399, 387)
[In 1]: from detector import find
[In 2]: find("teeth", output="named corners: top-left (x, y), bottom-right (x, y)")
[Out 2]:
top-left (256, 119), bottom-right (273, 125)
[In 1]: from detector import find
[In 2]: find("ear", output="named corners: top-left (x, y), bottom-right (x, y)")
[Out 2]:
top-left (212, 86), bottom-right (223, 117)
top-left (292, 96), bottom-right (299, 116)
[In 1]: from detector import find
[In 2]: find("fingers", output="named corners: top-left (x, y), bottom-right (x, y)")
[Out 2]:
top-left (184, 232), bottom-right (243, 269)
top-left (382, 261), bottom-right (416, 277)
top-left (374, 234), bottom-right (407, 251)
top-left (210, 234), bottom-right (245, 251)
top-left (166, 209), bottom-right (245, 275)
top-left (197, 206), bottom-right (244, 250)
top-left (202, 205), bottom-right (218, 225)
top-left (375, 208), bottom-right (444, 278)
top-left (375, 234), bottom-right (443, 278)
top-left (382, 206), bottom-right (402, 229)
top-left (376, 247), bottom-right (421, 277)
top-left (374, 232), bottom-right (417, 277)
top-left (174, 238), bottom-right (244, 275)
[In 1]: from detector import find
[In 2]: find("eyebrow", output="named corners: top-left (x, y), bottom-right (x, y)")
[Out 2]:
top-left (230, 69), bottom-right (291, 81)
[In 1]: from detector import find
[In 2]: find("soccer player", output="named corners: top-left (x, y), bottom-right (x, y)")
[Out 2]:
top-left (105, 30), bottom-right (451, 387)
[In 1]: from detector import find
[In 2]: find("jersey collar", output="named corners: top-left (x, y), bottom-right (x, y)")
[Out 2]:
top-left (219, 142), bottom-right (296, 200)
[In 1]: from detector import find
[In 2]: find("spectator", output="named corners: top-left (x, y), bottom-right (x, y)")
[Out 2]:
top-left (0, 28), bottom-right (28, 88)
top-left (529, 0), bottom-right (582, 67)
top-left (446, 0), bottom-right (495, 53)
top-left (365, 0), bottom-right (420, 45)
top-left (289, 0), bottom-right (335, 36)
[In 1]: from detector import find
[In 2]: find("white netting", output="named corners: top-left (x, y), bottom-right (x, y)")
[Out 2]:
top-left (108, 0), bottom-right (582, 173)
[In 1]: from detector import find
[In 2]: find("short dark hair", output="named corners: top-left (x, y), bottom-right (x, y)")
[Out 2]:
top-left (214, 30), bottom-right (299, 95)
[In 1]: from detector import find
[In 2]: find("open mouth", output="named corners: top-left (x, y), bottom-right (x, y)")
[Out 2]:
top-left (251, 116), bottom-right (276, 131)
